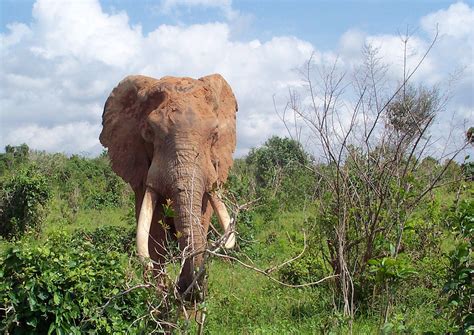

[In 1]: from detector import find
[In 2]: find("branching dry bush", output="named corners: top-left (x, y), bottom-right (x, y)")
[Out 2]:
top-left (276, 28), bottom-right (471, 324)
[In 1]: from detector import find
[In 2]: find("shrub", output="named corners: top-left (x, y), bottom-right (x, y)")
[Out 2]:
top-left (245, 136), bottom-right (316, 212)
top-left (279, 249), bottom-right (327, 286)
top-left (246, 136), bottom-right (311, 188)
top-left (0, 144), bottom-right (29, 174)
top-left (0, 167), bottom-right (51, 239)
top-left (0, 231), bottom-right (158, 334)
top-left (442, 196), bottom-right (474, 333)
top-left (73, 226), bottom-right (135, 254)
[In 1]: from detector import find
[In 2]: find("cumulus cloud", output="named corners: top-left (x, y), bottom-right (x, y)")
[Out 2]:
top-left (0, 0), bottom-right (472, 158)
top-left (1, 0), bottom-right (313, 155)
top-left (421, 2), bottom-right (474, 38)
top-left (3, 122), bottom-right (102, 154)
top-left (334, 2), bottom-right (473, 152)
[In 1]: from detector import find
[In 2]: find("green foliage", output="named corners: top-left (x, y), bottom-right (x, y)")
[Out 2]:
top-left (443, 196), bottom-right (474, 333)
top-left (461, 155), bottom-right (473, 181)
top-left (245, 136), bottom-right (316, 212)
top-left (0, 230), bottom-right (158, 334)
top-left (0, 166), bottom-right (51, 239)
top-left (368, 256), bottom-right (417, 285)
top-left (246, 136), bottom-right (310, 188)
top-left (73, 226), bottom-right (135, 253)
top-left (0, 139), bottom-right (470, 333)
top-left (61, 154), bottom-right (128, 210)
top-left (234, 209), bottom-right (257, 254)
top-left (278, 250), bottom-right (326, 286)
top-left (0, 144), bottom-right (30, 174)
top-left (226, 158), bottom-right (256, 204)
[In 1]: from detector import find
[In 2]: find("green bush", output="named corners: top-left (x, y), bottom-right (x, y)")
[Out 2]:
top-left (279, 249), bottom-right (327, 286)
top-left (246, 136), bottom-right (311, 188)
top-left (0, 144), bottom-right (30, 174)
top-left (443, 196), bottom-right (474, 333)
top-left (235, 209), bottom-right (258, 254)
top-left (245, 136), bottom-right (316, 212)
top-left (73, 226), bottom-right (135, 253)
top-left (0, 167), bottom-right (51, 239)
top-left (0, 230), bottom-right (158, 334)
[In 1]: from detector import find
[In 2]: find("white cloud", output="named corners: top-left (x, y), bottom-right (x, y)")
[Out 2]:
top-left (0, 0), bottom-right (472, 158)
top-left (0, 0), bottom-right (313, 155)
top-left (0, 23), bottom-right (32, 47)
top-left (421, 2), bottom-right (474, 38)
top-left (30, 0), bottom-right (142, 68)
top-left (4, 122), bottom-right (102, 155)
top-left (333, 2), bottom-right (473, 154)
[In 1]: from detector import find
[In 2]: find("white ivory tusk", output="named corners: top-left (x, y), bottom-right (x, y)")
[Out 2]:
top-left (209, 194), bottom-right (235, 249)
top-left (136, 187), bottom-right (157, 269)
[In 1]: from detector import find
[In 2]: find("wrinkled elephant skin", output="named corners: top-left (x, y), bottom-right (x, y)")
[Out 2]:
top-left (99, 74), bottom-right (237, 299)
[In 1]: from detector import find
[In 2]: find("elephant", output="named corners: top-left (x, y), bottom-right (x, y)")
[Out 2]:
top-left (99, 73), bottom-right (237, 299)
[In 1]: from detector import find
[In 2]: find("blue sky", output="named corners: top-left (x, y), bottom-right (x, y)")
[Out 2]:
top-left (1, 0), bottom-right (473, 157)
top-left (2, 0), bottom-right (465, 48)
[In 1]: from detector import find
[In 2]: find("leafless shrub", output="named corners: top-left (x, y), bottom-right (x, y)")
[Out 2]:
top-left (276, 28), bottom-right (470, 325)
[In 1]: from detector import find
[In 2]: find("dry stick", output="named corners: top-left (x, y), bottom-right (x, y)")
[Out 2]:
top-left (408, 143), bottom-right (469, 211)
top-left (265, 232), bottom-right (309, 274)
top-left (101, 284), bottom-right (152, 311)
top-left (365, 27), bottom-right (439, 142)
top-left (208, 249), bottom-right (339, 288)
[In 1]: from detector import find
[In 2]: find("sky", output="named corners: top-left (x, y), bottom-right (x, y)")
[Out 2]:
top-left (1, 0), bottom-right (473, 157)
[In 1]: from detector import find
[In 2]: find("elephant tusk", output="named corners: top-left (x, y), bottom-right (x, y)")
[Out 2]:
top-left (209, 194), bottom-right (235, 249)
top-left (136, 187), bottom-right (158, 269)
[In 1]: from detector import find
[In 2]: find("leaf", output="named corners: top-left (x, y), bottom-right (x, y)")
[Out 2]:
top-left (368, 259), bottom-right (379, 266)
top-left (53, 292), bottom-right (60, 305)
top-left (163, 201), bottom-right (176, 218)
top-left (26, 318), bottom-right (38, 328)
top-left (390, 244), bottom-right (396, 257)
top-left (38, 292), bottom-right (48, 301)
top-left (28, 295), bottom-right (37, 309)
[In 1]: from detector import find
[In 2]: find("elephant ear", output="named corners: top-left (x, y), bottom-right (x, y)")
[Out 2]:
top-left (200, 74), bottom-right (238, 185)
top-left (99, 75), bottom-right (165, 190)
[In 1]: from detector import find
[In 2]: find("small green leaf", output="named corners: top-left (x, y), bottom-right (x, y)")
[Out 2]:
top-left (26, 318), bottom-right (38, 328)
top-left (53, 292), bottom-right (60, 305)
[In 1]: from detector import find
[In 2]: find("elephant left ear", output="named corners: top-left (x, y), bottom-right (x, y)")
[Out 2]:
top-left (199, 74), bottom-right (238, 185)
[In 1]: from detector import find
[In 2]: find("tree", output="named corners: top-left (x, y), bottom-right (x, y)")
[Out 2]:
top-left (0, 144), bottom-right (30, 174)
top-left (245, 136), bottom-right (315, 211)
top-left (0, 166), bottom-right (51, 239)
top-left (279, 30), bottom-right (468, 323)
top-left (387, 85), bottom-right (439, 143)
top-left (246, 136), bottom-right (311, 188)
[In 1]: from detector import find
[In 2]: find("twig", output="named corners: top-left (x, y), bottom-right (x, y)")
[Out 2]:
top-left (208, 249), bottom-right (338, 288)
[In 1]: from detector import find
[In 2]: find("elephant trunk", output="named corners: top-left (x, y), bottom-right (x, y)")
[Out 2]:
top-left (171, 158), bottom-right (207, 297)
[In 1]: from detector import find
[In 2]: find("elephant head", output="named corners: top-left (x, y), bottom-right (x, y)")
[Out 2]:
top-left (99, 74), bottom-right (237, 297)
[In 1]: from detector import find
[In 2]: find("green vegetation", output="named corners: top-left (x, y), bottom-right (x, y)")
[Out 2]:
top-left (1, 141), bottom-right (472, 334)
top-left (1, 166), bottom-right (51, 239)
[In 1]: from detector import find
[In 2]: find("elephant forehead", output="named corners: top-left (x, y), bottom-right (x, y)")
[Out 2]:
top-left (151, 77), bottom-right (201, 95)
top-left (148, 101), bottom-right (216, 131)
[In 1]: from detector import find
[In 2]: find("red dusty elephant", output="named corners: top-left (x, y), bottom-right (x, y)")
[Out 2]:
top-left (99, 74), bottom-right (237, 299)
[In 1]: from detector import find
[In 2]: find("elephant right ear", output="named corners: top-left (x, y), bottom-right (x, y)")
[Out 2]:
top-left (99, 75), bottom-right (164, 190)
